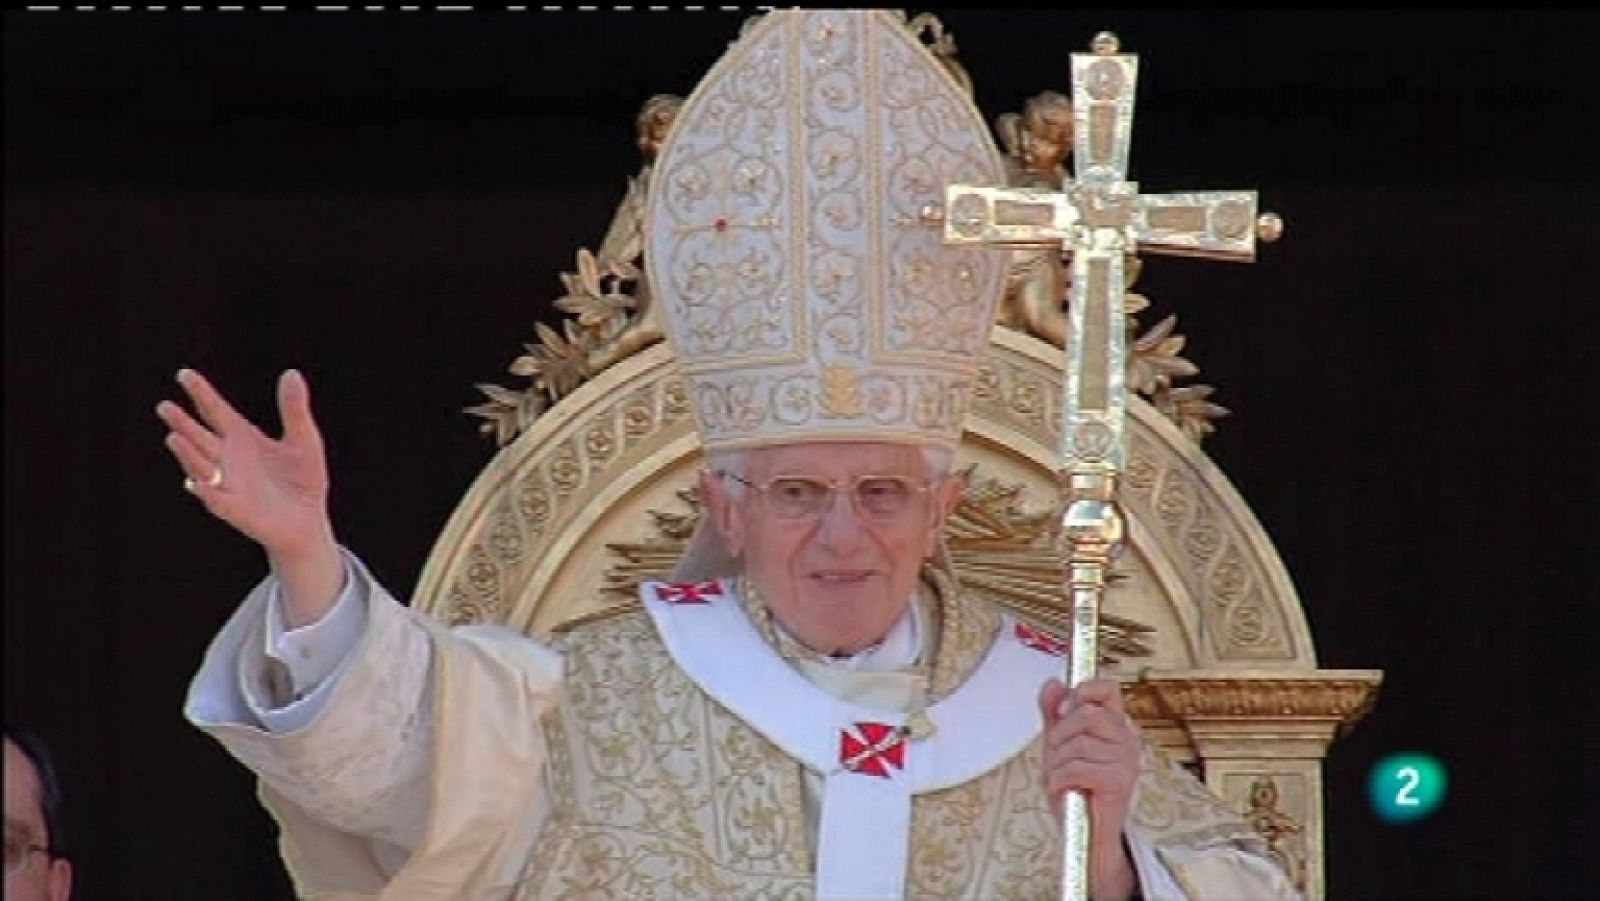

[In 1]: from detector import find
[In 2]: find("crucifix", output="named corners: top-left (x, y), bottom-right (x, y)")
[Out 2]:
top-left (937, 31), bottom-right (1283, 901)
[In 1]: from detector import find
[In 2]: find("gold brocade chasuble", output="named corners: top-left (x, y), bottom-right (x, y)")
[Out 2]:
top-left (517, 571), bottom-right (1067, 899)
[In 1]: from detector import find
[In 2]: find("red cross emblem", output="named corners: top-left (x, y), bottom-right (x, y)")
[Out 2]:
top-left (655, 581), bottom-right (723, 605)
top-left (1014, 621), bottom-right (1068, 657)
top-left (839, 721), bottom-right (907, 779)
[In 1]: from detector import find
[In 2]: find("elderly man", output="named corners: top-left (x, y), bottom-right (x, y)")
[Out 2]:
top-left (5, 729), bottom-right (73, 901)
top-left (168, 10), bottom-right (1298, 900)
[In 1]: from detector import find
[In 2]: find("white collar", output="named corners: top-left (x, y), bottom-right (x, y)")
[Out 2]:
top-left (772, 592), bottom-right (923, 673)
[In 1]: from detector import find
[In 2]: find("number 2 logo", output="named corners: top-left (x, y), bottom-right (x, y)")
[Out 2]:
top-left (1371, 754), bottom-right (1443, 822)
top-left (1394, 765), bottom-right (1420, 807)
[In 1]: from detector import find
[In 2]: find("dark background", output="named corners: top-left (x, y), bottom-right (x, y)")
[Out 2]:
top-left (6, 8), bottom-right (1598, 899)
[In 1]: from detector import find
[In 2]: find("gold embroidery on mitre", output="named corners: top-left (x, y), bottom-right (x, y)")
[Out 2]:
top-left (645, 9), bottom-right (1009, 452)
top-left (819, 364), bottom-right (864, 418)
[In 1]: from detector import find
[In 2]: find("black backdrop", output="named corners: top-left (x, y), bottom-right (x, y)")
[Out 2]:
top-left (6, 9), bottom-right (1598, 899)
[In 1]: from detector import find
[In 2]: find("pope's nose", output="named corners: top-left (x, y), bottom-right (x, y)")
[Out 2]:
top-left (815, 487), bottom-right (869, 548)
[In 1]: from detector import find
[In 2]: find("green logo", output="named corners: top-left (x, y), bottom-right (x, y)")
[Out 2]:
top-left (1370, 753), bottom-right (1447, 823)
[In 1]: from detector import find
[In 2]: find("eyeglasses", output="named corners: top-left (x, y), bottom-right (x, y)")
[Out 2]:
top-left (3, 834), bottom-right (51, 876)
top-left (721, 472), bottom-right (938, 523)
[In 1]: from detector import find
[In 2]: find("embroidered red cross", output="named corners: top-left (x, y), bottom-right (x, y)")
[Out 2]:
top-left (655, 581), bottom-right (723, 605)
top-left (839, 721), bottom-right (907, 779)
top-left (1014, 621), bottom-right (1068, 657)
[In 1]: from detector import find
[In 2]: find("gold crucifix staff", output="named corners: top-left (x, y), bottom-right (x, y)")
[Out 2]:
top-left (937, 31), bottom-right (1283, 901)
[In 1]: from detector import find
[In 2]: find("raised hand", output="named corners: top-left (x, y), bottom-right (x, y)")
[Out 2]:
top-left (1038, 676), bottom-right (1143, 899)
top-left (157, 368), bottom-right (344, 626)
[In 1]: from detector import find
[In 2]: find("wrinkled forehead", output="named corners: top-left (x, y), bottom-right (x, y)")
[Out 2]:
top-left (747, 442), bottom-right (931, 479)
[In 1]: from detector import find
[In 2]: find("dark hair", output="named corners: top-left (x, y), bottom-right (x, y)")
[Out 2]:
top-left (5, 725), bottom-right (69, 860)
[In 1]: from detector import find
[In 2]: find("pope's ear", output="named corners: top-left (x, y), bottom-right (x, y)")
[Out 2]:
top-left (700, 468), bottom-right (745, 555)
top-left (939, 470), bottom-right (966, 519)
top-left (926, 471), bottom-right (965, 549)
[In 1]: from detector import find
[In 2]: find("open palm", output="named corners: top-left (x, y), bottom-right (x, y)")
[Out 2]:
top-left (157, 368), bottom-right (332, 561)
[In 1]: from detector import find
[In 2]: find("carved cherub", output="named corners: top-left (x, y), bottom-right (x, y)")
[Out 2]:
top-left (994, 90), bottom-right (1076, 346)
top-left (996, 89), bottom-right (1074, 187)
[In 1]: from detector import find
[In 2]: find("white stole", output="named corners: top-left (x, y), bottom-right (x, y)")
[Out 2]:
top-left (639, 579), bottom-right (1062, 900)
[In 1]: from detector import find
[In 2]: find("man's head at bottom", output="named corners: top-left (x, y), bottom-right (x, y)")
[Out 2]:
top-left (701, 441), bottom-right (964, 657)
top-left (5, 729), bottom-right (72, 901)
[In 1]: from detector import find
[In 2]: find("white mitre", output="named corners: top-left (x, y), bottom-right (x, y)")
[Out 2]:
top-left (645, 7), bottom-right (1009, 455)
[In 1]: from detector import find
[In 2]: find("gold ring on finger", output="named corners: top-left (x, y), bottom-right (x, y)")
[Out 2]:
top-left (184, 466), bottom-right (224, 494)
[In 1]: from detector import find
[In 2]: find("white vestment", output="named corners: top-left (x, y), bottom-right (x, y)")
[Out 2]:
top-left (186, 550), bottom-right (1301, 899)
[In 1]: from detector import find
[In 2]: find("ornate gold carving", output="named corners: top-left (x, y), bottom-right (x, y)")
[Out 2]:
top-left (1245, 776), bottom-right (1309, 894)
top-left (1153, 383), bottom-right (1229, 444)
top-left (488, 500), bottom-right (524, 566)
top-left (549, 443), bottom-right (582, 496)
top-left (447, 375), bottom-right (693, 628)
top-left (1210, 544), bottom-right (1247, 604)
top-left (662, 377), bottom-right (689, 424)
top-left (464, 545), bottom-right (500, 606)
top-left (468, 95), bottom-right (682, 447)
top-left (515, 317), bottom-right (590, 411)
top-left (1146, 676), bottom-right (1381, 726)
top-left (1156, 467), bottom-right (1192, 526)
top-left (1227, 592), bottom-right (1271, 647)
top-left (516, 473), bottom-right (551, 532)
top-left (1120, 682), bottom-right (1166, 724)
top-left (443, 586), bottom-right (481, 628)
top-left (1182, 507), bottom-right (1222, 566)
top-left (584, 424), bottom-right (616, 468)
top-left (620, 390), bottom-right (655, 445)
top-left (1124, 435), bottom-right (1160, 495)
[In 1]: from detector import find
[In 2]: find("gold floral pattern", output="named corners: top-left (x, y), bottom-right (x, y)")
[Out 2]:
top-left (647, 10), bottom-right (1007, 452)
top-left (519, 585), bottom-right (1283, 898)
top-left (521, 609), bottom-right (811, 898)
top-left (818, 364), bottom-right (863, 418)
top-left (1133, 743), bottom-right (1269, 852)
top-left (523, 590), bottom-right (1075, 899)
